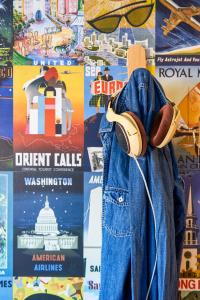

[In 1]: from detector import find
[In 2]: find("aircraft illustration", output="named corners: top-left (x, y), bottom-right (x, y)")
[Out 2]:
top-left (60, 70), bottom-right (81, 75)
top-left (160, 0), bottom-right (200, 36)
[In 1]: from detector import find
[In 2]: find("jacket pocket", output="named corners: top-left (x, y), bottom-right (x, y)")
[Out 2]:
top-left (103, 187), bottom-right (132, 237)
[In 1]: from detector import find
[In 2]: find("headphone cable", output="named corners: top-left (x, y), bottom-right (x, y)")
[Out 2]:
top-left (133, 155), bottom-right (158, 300)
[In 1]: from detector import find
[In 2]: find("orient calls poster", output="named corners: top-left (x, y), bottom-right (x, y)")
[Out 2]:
top-left (13, 66), bottom-right (84, 172)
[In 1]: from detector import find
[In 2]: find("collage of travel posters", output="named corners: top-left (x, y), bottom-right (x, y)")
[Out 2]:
top-left (0, 0), bottom-right (199, 299)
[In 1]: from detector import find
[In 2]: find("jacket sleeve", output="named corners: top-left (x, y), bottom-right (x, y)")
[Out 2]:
top-left (169, 143), bottom-right (186, 274)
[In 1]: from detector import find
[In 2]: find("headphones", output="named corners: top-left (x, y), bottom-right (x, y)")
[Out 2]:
top-left (106, 87), bottom-right (181, 157)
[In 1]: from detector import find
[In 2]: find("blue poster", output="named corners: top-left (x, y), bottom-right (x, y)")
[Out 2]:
top-left (13, 171), bottom-right (83, 277)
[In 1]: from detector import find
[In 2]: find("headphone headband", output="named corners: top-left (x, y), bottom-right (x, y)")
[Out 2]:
top-left (108, 77), bottom-right (177, 111)
top-left (106, 74), bottom-right (181, 157)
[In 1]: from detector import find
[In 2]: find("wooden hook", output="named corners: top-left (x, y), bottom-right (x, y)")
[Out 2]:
top-left (127, 44), bottom-right (147, 79)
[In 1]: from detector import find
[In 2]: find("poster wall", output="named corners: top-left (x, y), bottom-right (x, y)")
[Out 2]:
top-left (0, 0), bottom-right (199, 299)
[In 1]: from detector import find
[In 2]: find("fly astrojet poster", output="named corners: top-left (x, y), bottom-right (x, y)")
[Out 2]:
top-left (156, 0), bottom-right (200, 65)
top-left (13, 66), bottom-right (84, 172)
top-left (13, 0), bottom-right (84, 66)
top-left (13, 171), bottom-right (83, 277)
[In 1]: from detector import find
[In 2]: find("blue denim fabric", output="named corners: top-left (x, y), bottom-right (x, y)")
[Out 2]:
top-left (98, 68), bottom-right (186, 300)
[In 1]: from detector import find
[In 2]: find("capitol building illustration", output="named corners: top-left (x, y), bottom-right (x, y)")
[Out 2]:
top-left (17, 196), bottom-right (78, 251)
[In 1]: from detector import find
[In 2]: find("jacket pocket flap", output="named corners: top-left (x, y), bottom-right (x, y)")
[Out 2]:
top-left (104, 187), bottom-right (129, 206)
top-left (103, 187), bottom-right (132, 237)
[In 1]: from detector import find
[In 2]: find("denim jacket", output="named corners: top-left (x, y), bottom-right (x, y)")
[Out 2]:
top-left (98, 68), bottom-right (186, 300)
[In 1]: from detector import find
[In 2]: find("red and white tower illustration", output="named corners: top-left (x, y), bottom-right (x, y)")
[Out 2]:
top-left (181, 182), bottom-right (199, 273)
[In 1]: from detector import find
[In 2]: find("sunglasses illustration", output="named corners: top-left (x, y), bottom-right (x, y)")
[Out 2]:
top-left (87, 0), bottom-right (154, 33)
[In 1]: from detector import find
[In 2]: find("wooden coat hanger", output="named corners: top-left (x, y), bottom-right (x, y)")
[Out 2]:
top-left (109, 44), bottom-right (147, 100)
top-left (127, 44), bottom-right (147, 79)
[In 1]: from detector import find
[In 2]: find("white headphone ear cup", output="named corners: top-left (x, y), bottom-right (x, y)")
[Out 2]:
top-left (106, 105), bottom-right (147, 156)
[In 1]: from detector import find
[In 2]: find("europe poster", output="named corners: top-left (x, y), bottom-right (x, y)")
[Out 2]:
top-left (84, 65), bottom-right (127, 171)
top-left (13, 66), bottom-right (84, 172)
top-left (13, 171), bottom-right (83, 277)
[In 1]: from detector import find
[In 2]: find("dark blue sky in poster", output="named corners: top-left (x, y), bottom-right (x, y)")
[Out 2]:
top-left (156, 0), bottom-right (200, 53)
top-left (13, 172), bottom-right (84, 276)
top-left (14, 172), bottom-right (83, 230)
top-left (0, 76), bottom-right (13, 139)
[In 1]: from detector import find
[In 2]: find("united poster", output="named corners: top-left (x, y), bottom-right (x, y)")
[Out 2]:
top-left (13, 0), bottom-right (84, 66)
top-left (13, 171), bottom-right (83, 277)
top-left (13, 66), bottom-right (84, 171)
